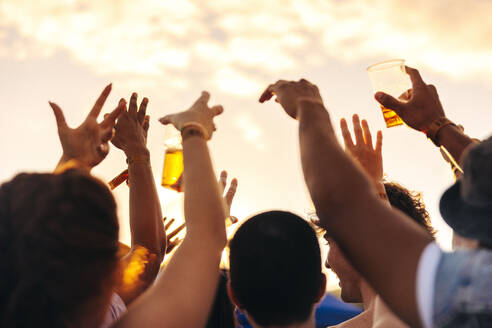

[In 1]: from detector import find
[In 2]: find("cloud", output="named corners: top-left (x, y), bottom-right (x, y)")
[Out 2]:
top-left (214, 67), bottom-right (264, 96)
top-left (234, 113), bottom-right (266, 151)
top-left (1, 0), bottom-right (492, 93)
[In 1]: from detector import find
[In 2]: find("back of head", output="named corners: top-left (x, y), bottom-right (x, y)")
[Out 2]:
top-left (384, 182), bottom-right (435, 236)
top-left (229, 211), bottom-right (323, 327)
top-left (0, 170), bottom-right (119, 327)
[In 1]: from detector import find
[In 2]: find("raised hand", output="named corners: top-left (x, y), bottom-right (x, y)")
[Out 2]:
top-left (374, 66), bottom-right (446, 132)
top-left (111, 93), bottom-right (149, 157)
top-left (259, 79), bottom-right (323, 119)
top-left (50, 84), bottom-right (125, 168)
top-left (162, 218), bottom-right (185, 254)
top-left (219, 170), bottom-right (239, 224)
top-left (340, 115), bottom-right (383, 182)
top-left (158, 91), bottom-right (223, 140)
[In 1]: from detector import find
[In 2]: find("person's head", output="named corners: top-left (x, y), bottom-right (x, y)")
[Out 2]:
top-left (323, 182), bottom-right (434, 303)
top-left (0, 170), bottom-right (120, 327)
top-left (440, 137), bottom-right (492, 248)
top-left (228, 211), bottom-right (326, 327)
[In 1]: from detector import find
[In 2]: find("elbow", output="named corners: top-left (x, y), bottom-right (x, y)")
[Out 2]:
top-left (306, 173), bottom-right (374, 229)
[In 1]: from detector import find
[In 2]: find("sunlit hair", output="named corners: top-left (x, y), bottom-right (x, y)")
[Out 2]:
top-left (383, 181), bottom-right (435, 236)
top-left (0, 170), bottom-right (119, 327)
top-left (310, 181), bottom-right (436, 237)
top-left (229, 211), bottom-right (323, 326)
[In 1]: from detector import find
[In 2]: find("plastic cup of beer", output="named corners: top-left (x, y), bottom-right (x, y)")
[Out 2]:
top-left (161, 125), bottom-right (183, 192)
top-left (367, 59), bottom-right (411, 128)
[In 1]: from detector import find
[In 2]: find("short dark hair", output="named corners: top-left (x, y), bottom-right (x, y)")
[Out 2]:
top-left (384, 182), bottom-right (435, 236)
top-left (229, 211), bottom-right (322, 326)
top-left (0, 170), bottom-right (119, 327)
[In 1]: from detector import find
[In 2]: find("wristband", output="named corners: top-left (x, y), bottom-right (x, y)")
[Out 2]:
top-left (181, 123), bottom-right (207, 140)
top-left (425, 117), bottom-right (456, 147)
top-left (127, 154), bottom-right (150, 165)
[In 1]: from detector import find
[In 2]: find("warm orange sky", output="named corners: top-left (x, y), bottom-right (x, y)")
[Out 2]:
top-left (2, 0), bottom-right (492, 289)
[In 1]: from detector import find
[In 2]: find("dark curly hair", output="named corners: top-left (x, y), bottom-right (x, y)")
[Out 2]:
top-left (0, 170), bottom-right (119, 327)
top-left (310, 181), bottom-right (435, 237)
top-left (384, 181), bottom-right (435, 236)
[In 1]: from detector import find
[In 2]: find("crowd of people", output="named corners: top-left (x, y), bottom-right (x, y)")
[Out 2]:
top-left (0, 65), bottom-right (491, 328)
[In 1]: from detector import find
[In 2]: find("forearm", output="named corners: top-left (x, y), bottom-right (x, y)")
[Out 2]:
top-left (116, 135), bottom-right (227, 327)
top-left (297, 101), bottom-right (369, 212)
top-left (127, 148), bottom-right (164, 256)
top-left (182, 135), bottom-right (227, 246)
top-left (436, 124), bottom-right (478, 165)
top-left (297, 101), bottom-right (432, 326)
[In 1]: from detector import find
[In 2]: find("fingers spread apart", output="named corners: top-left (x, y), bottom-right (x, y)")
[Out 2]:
top-left (194, 91), bottom-right (210, 106)
top-left (225, 178), bottom-right (238, 206)
top-left (49, 102), bottom-right (68, 130)
top-left (340, 118), bottom-right (354, 150)
top-left (138, 97), bottom-right (149, 124)
top-left (129, 92), bottom-right (138, 116)
top-left (101, 99), bottom-right (126, 128)
top-left (88, 83), bottom-right (112, 119)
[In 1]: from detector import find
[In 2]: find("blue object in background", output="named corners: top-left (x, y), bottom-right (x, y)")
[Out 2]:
top-left (236, 293), bottom-right (362, 328)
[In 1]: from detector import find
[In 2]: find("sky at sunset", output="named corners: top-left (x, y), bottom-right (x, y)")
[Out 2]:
top-left (1, 0), bottom-right (492, 289)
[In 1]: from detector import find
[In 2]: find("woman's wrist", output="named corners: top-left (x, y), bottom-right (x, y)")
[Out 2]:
top-left (125, 146), bottom-right (149, 159)
top-left (126, 148), bottom-right (150, 165)
top-left (181, 124), bottom-right (206, 141)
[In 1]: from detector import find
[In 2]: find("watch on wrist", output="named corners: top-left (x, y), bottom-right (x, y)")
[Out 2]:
top-left (425, 117), bottom-right (456, 147)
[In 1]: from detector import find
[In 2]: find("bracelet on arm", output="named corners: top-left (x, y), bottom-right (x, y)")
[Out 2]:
top-left (424, 117), bottom-right (457, 147)
top-left (181, 122), bottom-right (207, 141)
top-left (127, 154), bottom-right (150, 165)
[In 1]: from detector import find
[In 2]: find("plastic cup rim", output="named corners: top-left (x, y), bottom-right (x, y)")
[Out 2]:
top-left (367, 59), bottom-right (405, 72)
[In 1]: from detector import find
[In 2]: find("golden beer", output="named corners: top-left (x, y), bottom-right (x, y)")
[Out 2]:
top-left (380, 105), bottom-right (404, 128)
top-left (161, 148), bottom-right (183, 192)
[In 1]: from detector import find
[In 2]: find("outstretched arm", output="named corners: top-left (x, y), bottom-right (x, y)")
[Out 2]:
top-left (375, 66), bottom-right (477, 165)
top-left (115, 92), bottom-right (227, 328)
top-left (260, 80), bottom-right (433, 327)
top-left (110, 93), bottom-right (164, 304)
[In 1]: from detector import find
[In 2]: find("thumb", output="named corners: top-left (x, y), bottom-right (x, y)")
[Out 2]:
top-left (49, 101), bottom-right (68, 130)
top-left (211, 105), bottom-right (224, 117)
top-left (158, 114), bottom-right (173, 125)
top-left (374, 92), bottom-right (403, 113)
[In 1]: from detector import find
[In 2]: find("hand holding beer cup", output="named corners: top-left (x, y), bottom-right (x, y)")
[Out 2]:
top-left (259, 79), bottom-right (323, 119)
top-left (158, 91), bottom-right (224, 140)
top-left (158, 91), bottom-right (224, 192)
top-left (374, 66), bottom-right (447, 132)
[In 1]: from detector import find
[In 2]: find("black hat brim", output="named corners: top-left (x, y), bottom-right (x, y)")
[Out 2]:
top-left (440, 180), bottom-right (492, 245)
